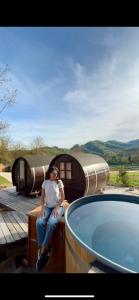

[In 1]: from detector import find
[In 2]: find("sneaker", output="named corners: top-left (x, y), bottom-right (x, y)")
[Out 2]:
top-left (36, 251), bottom-right (50, 272)
top-left (37, 248), bottom-right (41, 259)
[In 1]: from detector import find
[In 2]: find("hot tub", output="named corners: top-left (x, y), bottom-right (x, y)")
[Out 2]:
top-left (65, 194), bottom-right (139, 273)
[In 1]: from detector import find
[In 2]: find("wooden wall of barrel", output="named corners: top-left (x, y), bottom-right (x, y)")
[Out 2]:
top-left (49, 153), bottom-right (109, 202)
top-left (65, 225), bottom-right (96, 273)
top-left (12, 155), bottom-right (54, 196)
top-left (28, 206), bottom-right (65, 272)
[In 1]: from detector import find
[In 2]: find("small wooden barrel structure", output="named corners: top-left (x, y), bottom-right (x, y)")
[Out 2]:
top-left (49, 153), bottom-right (109, 202)
top-left (12, 155), bottom-right (54, 196)
top-left (28, 206), bottom-right (66, 272)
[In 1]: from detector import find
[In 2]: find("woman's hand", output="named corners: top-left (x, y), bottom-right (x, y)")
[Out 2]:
top-left (39, 206), bottom-right (44, 218)
top-left (51, 206), bottom-right (60, 217)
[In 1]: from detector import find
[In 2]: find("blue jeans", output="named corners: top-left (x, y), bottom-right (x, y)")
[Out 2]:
top-left (36, 206), bottom-right (64, 247)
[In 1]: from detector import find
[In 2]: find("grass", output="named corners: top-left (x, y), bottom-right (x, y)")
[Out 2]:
top-left (109, 170), bottom-right (139, 187)
top-left (0, 175), bottom-right (11, 187)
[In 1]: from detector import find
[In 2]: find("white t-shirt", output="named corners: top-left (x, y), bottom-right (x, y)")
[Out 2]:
top-left (42, 179), bottom-right (64, 208)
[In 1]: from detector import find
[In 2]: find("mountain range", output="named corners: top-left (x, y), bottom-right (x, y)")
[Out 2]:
top-left (71, 139), bottom-right (139, 154)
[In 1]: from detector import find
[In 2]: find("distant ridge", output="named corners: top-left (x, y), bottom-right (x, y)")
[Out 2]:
top-left (71, 139), bottom-right (139, 153)
top-left (70, 139), bottom-right (139, 165)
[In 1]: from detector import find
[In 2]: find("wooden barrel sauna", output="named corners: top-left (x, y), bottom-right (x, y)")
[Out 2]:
top-left (49, 153), bottom-right (109, 202)
top-left (65, 194), bottom-right (139, 273)
top-left (28, 206), bottom-right (66, 272)
top-left (12, 155), bottom-right (54, 196)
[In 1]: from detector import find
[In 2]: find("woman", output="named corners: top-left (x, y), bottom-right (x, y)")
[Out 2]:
top-left (36, 165), bottom-right (65, 272)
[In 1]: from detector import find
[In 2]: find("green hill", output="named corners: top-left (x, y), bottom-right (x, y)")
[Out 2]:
top-left (71, 139), bottom-right (139, 154)
top-left (71, 139), bottom-right (139, 166)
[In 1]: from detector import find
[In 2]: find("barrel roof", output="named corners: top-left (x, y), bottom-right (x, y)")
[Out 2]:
top-left (23, 154), bottom-right (54, 168)
top-left (50, 152), bottom-right (107, 167)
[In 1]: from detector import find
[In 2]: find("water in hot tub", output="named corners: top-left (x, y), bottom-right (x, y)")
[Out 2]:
top-left (68, 201), bottom-right (139, 272)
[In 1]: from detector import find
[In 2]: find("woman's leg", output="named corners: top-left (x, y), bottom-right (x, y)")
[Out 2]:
top-left (36, 207), bottom-right (64, 271)
top-left (36, 218), bottom-right (46, 248)
top-left (36, 207), bottom-right (52, 248)
top-left (41, 206), bottom-right (64, 252)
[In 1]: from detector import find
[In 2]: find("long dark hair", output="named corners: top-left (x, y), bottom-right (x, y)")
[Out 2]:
top-left (45, 165), bottom-right (59, 183)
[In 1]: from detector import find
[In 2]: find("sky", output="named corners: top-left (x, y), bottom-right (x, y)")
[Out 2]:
top-left (0, 27), bottom-right (139, 148)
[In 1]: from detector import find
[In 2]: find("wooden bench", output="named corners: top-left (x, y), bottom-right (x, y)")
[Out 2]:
top-left (28, 206), bottom-right (66, 273)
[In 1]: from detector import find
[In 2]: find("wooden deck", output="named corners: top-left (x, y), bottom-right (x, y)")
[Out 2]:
top-left (0, 187), bottom-right (40, 247)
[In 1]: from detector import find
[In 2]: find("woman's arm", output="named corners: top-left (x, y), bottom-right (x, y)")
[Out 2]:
top-left (39, 188), bottom-right (45, 217)
top-left (51, 187), bottom-right (65, 217)
top-left (57, 187), bottom-right (65, 207)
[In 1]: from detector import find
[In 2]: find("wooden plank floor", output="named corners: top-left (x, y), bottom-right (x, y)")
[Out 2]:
top-left (0, 187), bottom-right (40, 247)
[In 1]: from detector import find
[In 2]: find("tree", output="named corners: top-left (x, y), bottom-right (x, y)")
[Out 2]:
top-left (10, 142), bottom-right (27, 162)
top-left (30, 136), bottom-right (46, 154)
top-left (0, 64), bottom-right (17, 131)
top-left (0, 136), bottom-right (11, 164)
top-left (128, 155), bottom-right (132, 165)
top-left (116, 166), bottom-right (129, 186)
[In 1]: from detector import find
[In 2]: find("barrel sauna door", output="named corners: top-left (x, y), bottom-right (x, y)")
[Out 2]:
top-left (18, 159), bottom-right (26, 193)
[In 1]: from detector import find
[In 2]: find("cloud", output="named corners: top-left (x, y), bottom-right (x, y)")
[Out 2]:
top-left (63, 33), bottom-right (139, 145)
top-left (1, 28), bottom-right (139, 148)
top-left (5, 43), bottom-right (139, 147)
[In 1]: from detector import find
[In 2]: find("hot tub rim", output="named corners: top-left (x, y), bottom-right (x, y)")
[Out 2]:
top-left (65, 194), bottom-right (139, 273)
